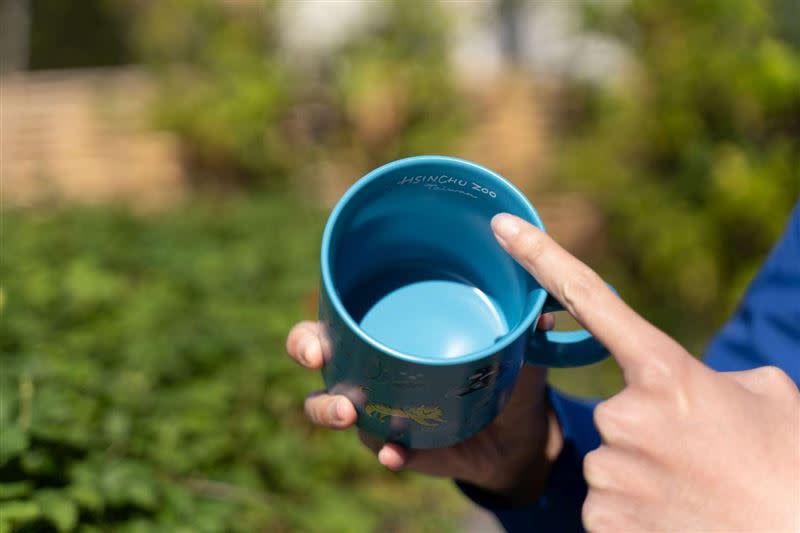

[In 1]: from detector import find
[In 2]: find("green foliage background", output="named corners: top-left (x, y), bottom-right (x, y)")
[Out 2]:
top-left (4, 0), bottom-right (799, 531)
top-left (559, 0), bottom-right (800, 353)
top-left (131, 0), bottom-right (466, 189)
top-left (1, 199), bottom-right (464, 532)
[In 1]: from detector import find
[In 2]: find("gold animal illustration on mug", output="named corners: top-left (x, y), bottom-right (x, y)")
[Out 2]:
top-left (364, 403), bottom-right (446, 427)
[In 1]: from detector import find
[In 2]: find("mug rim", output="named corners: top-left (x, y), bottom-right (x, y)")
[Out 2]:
top-left (320, 155), bottom-right (548, 366)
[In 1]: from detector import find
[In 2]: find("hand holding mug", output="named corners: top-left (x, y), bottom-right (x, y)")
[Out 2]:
top-left (288, 156), bottom-right (608, 501)
top-left (287, 317), bottom-right (562, 501)
top-left (290, 211), bottom-right (800, 529)
top-left (289, 154), bottom-right (798, 529)
top-left (314, 156), bottom-right (608, 450)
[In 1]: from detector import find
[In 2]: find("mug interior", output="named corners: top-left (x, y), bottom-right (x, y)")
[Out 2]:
top-left (325, 157), bottom-right (542, 360)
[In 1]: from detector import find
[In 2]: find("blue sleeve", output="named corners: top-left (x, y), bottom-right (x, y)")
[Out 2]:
top-left (704, 203), bottom-right (800, 382)
top-left (459, 202), bottom-right (800, 532)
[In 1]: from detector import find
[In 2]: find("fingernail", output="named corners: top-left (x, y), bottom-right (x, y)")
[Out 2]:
top-left (492, 213), bottom-right (521, 244)
top-left (329, 398), bottom-right (344, 422)
top-left (377, 447), bottom-right (392, 466)
top-left (297, 338), bottom-right (311, 365)
top-left (378, 446), bottom-right (402, 470)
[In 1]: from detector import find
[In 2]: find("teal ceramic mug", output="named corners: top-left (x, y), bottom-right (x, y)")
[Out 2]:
top-left (319, 156), bottom-right (608, 448)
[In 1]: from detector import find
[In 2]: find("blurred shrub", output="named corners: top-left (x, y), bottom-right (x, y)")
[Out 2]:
top-left (132, 0), bottom-right (467, 193)
top-left (559, 0), bottom-right (800, 351)
top-left (326, 0), bottom-right (467, 162)
top-left (0, 196), bottom-right (464, 532)
top-left (131, 0), bottom-right (293, 188)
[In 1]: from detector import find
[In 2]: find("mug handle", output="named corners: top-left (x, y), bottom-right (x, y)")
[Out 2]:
top-left (524, 287), bottom-right (616, 367)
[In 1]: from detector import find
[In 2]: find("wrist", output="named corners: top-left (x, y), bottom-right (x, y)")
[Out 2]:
top-left (484, 405), bottom-right (564, 505)
top-left (465, 390), bottom-right (565, 505)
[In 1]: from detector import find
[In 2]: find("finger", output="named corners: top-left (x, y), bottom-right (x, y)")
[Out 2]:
top-left (356, 436), bottom-right (426, 472)
top-left (304, 392), bottom-right (357, 429)
top-left (377, 442), bottom-right (409, 471)
top-left (584, 446), bottom-right (630, 490)
top-left (358, 439), bottom-right (426, 473)
top-left (491, 213), bottom-right (690, 378)
top-left (375, 442), bottom-right (461, 478)
top-left (537, 312), bottom-right (555, 331)
top-left (725, 369), bottom-right (766, 394)
top-left (583, 488), bottom-right (643, 533)
top-left (371, 440), bottom-right (519, 489)
top-left (724, 366), bottom-right (798, 397)
top-left (583, 445), bottom-right (661, 501)
top-left (357, 438), bottom-right (460, 479)
top-left (286, 321), bottom-right (326, 368)
top-left (592, 394), bottom-right (642, 447)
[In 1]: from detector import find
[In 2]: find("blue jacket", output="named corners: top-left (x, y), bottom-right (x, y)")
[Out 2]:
top-left (461, 203), bottom-right (800, 532)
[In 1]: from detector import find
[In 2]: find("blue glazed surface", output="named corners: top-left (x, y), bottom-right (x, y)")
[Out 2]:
top-left (360, 278), bottom-right (508, 358)
top-left (319, 156), bottom-right (608, 448)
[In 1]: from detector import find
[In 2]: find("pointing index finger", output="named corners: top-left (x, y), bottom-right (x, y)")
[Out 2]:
top-left (491, 213), bottom-right (686, 377)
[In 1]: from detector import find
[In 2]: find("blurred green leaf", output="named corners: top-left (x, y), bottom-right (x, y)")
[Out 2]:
top-left (35, 490), bottom-right (79, 533)
top-left (0, 500), bottom-right (41, 524)
top-left (0, 483), bottom-right (32, 501)
top-left (560, 0), bottom-right (800, 353)
top-left (1, 195), bottom-right (464, 531)
top-left (0, 427), bottom-right (28, 466)
top-left (131, 0), bottom-right (466, 191)
top-left (66, 483), bottom-right (104, 514)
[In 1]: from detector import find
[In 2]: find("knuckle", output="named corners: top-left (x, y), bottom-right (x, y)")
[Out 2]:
top-left (592, 400), bottom-right (617, 431)
top-left (559, 268), bottom-right (602, 320)
top-left (581, 495), bottom-right (597, 529)
top-left (304, 395), bottom-right (330, 426)
top-left (583, 450), bottom-right (606, 486)
top-left (593, 395), bottom-right (640, 445)
top-left (760, 365), bottom-right (795, 392)
top-left (632, 345), bottom-right (690, 393)
top-left (633, 365), bottom-right (676, 398)
top-left (582, 493), bottom-right (612, 533)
